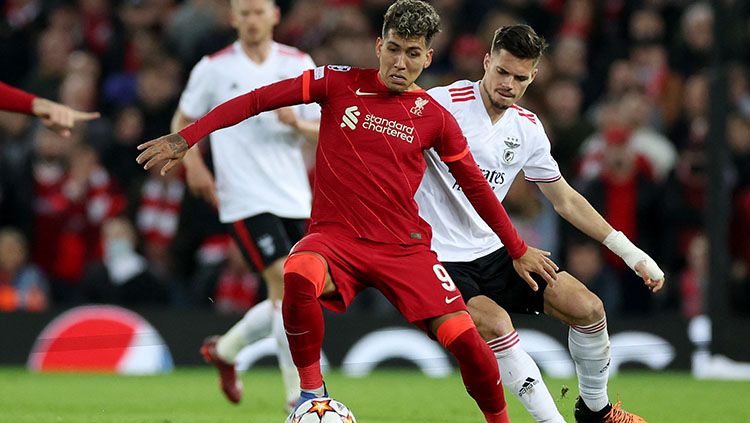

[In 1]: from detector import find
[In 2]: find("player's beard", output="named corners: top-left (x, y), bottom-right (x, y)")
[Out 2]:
top-left (481, 80), bottom-right (512, 113)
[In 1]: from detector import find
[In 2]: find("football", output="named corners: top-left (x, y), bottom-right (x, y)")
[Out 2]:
top-left (285, 397), bottom-right (357, 423)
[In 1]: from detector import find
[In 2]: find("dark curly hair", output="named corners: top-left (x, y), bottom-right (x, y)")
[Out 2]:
top-left (491, 24), bottom-right (548, 64)
top-left (382, 0), bottom-right (441, 46)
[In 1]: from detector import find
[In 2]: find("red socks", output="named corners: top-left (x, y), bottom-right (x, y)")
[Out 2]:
top-left (282, 271), bottom-right (325, 390)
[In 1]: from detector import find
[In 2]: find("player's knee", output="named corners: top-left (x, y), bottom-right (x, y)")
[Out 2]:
top-left (283, 253), bottom-right (328, 297)
top-left (436, 312), bottom-right (476, 348)
top-left (572, 290), bottom-right (605, 324)
top-left (483, 312), bottom-right (515, 341)
top-left (467, 297), bottom-right (514, 341)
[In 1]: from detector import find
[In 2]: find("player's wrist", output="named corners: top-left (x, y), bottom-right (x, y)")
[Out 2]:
top-left (508, 240), bottom-right (527, 260)
top-left (603, 230), bottom-right (664, 280)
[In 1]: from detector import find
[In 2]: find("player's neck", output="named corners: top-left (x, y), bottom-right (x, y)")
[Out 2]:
top-left (239, 38), bottom-right (274, 64)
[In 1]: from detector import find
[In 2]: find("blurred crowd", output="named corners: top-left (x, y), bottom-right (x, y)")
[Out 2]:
top-left (1, 0), bottom-right (749, 318)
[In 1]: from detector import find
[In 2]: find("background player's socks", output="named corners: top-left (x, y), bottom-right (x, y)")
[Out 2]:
top-left (569, 317), bottom-right (610, 412)
top-left (490, 331), bottom-right (565, 422)
top-left (282, 272), bottom-right (325, 390)
top-left (216, 299), bottom-right (273, 361)
top-left (272, 302), bottom-right (301, 405)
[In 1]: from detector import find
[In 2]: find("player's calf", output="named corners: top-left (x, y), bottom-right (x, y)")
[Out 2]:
top-left (435, 313), bottom-right (510, 423)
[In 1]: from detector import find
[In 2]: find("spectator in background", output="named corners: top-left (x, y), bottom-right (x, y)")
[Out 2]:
top-left (23, 28), bottom-right (75, 101)
top-left (544, 78), bottom-right (595, 179)
top-left (679, 233), bottom-right (708, 319)
top-left (671, 2), bottom-right (713, 78)
top-left (728, 113), bottom-right (750, 281)
top-left (81, 216), bottom-right (168, 305)
top-left (131, 165), bottom-right (185, 279)
top-left (213, 240), bottom-right (262, 315)
top-left (618, 91), bottom-right (677, 181)
top-left (0, 227), bottom-right (49, 312)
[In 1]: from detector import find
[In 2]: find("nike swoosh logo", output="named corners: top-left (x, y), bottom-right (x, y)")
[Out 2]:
top-left (355, 88), bottom-right (378, 96)
top-left (445, 295), bottom-right (461, 304)
top-left (285, 330), bottom-right (310, 336)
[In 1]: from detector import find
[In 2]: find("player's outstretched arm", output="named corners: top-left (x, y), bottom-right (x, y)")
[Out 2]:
top-left (537, 177), bottom-right (665, 292)
top-left (137, 133), bottom-right (189, 176)
top-left (446, 151), bottom-right (558, 288)
top-left (0, 82), bottom-right (99, 137)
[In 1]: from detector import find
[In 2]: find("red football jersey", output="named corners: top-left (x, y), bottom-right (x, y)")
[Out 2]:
top-left (304, 67), bottom-right (469, 244)
top-left (180, 66), bottom-right (526, 255)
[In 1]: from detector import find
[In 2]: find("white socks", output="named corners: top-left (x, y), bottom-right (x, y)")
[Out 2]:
top-left (489, 331), bottom-right (565, 423)
top-left (569, 317), bottom-right (610, 413)
top-left (215, 299), bottom-right (300, 404)
top-left (216, 299), bottom-right (274, 361)
top-left (272, 300), bottom-right (301, 404)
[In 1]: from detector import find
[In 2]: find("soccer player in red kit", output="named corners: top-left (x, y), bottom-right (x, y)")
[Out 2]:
top-left (0, 81), bottom-right (99, 137)
top-left (137, 1), bottom-right (558, 421)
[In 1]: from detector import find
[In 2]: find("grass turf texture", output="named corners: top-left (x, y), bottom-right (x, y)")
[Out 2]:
top-left (1, 367), bottom-right (748, 422)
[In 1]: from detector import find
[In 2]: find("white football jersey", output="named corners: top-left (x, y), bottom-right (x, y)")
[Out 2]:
top-left (179, 41), bottom-right (319, 223)
top-left (416, 80), bottom-right (561, 262)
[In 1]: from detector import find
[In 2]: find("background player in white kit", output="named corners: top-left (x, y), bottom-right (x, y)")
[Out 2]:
top-left (171, 0), bottom-right (319, 410)
top-left (416, 25), bottom-right (665, 423)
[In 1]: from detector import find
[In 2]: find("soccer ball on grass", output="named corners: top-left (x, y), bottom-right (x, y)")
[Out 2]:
top-left (285, 397), bottom-right (357, 423)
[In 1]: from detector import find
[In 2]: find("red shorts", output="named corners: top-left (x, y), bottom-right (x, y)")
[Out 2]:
top-left (290, 230), bottom-right (467, 328)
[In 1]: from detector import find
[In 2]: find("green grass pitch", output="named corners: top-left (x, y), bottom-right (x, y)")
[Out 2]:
top-left (0, 367), bottom-right (748, 422)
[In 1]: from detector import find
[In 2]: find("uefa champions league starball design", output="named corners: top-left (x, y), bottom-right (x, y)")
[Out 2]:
top-left (285, 397), bottom-right (357, 423)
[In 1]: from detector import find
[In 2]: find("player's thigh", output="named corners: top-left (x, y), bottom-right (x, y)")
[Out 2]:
top-left (445, 248), bottom-right (546, 316)
top-left (542, 271), bottom-right (604, 326)
top-left (228, 213), bottom-right (300, 272)
top-left (289, 232), bottom-right (366, 313)
top-left (368, 246), bottom-right (466, 329)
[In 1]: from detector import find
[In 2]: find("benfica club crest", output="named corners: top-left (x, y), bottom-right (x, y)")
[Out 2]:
top-left (502, 136), bottom-right (520, 164)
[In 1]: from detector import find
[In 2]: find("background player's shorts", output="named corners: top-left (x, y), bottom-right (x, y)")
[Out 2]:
top-left (442, 248), bottom-right (549, 315)
top-left (228, 213), bottom-right (307, 272)
top-left (291, 230), bottom-right (467, 330)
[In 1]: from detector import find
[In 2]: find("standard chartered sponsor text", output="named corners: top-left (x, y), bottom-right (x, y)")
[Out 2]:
top-left (362, 113), bottom-right (415, 143)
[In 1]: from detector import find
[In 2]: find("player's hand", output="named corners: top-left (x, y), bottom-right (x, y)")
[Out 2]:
top-left (136, 132), bottom-right (189, 176)
top-left (185, 157), bottom-right (218, 207)
top-left (276, 107), bottom-right (298, 129)
top-left (635, 260), bottom-right (665, 293)
top-left (512, 246), bottom-right (559, 291)
top-left (32, 98), bottom-right (100, 138)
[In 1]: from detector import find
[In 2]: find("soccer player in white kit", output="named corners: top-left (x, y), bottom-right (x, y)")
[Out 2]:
top-left (416, 25), bottom-right (665, 423)
top-left (171, 0), bottom-right (319, 410)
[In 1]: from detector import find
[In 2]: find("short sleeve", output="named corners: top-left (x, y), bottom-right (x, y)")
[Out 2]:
top-left (179, 57), bottom-right (214, 119)
top-left (523, 125), bottom-right (562, 183)
top-left (426, 86), bottom-right (452, 111)
top-left (433, 110), bottom-right (469, 163)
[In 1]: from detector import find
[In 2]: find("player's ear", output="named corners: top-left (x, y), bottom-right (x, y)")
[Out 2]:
top-left (530, 67), bottom-right (539, 83)
top-left (483, 53), bottom-right (491, 72)
top-left (375, 37), bottom-right (383, 59)
top-left (423, 49), bottom-right (433, 69)
top-left (272, 5), bottom-right (281, 26)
